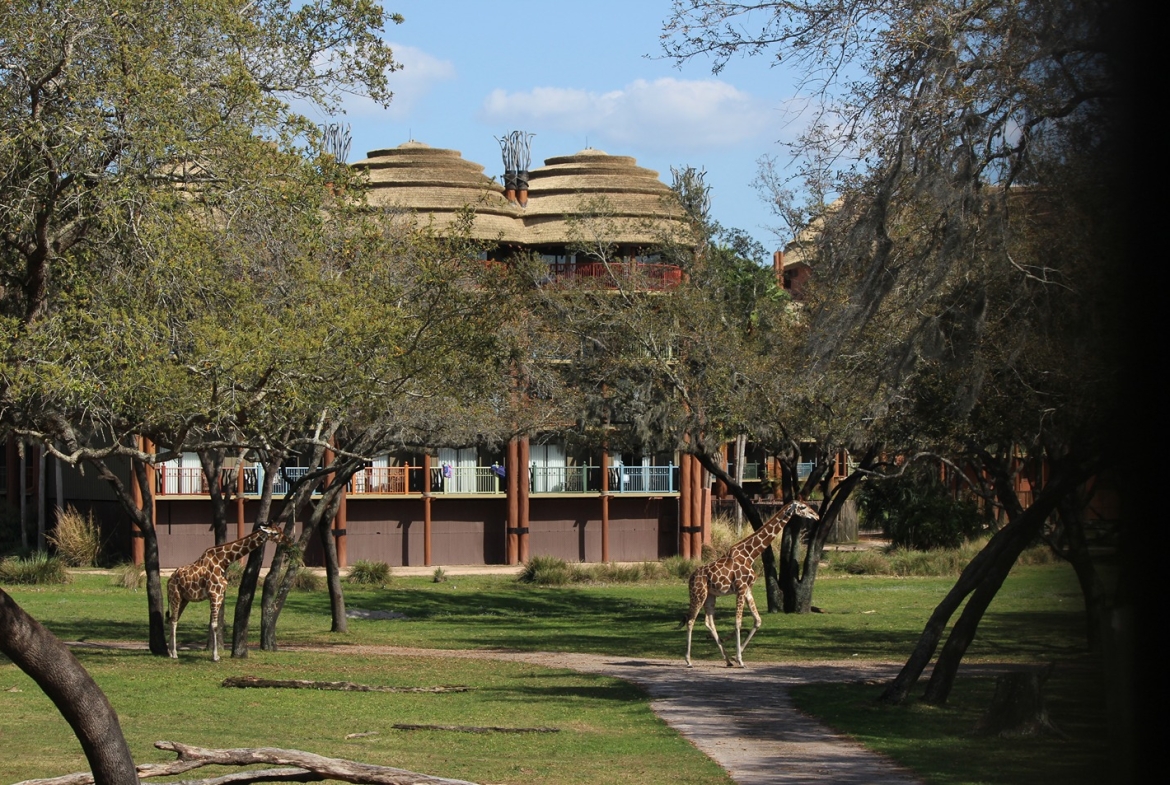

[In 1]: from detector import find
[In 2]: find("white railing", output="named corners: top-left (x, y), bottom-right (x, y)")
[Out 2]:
top-left (530, 465), bottom-right (597, 494)
top-left (431, 466), bottom-right (504, 495)
top-left (611, 465), bottom-right (675, 493)
top-left (797, 462), bottom-right (815, 480)
top-left (159, 466), bottom-right (206, 495)
top-left (350, 466), bottom-right (420, 495)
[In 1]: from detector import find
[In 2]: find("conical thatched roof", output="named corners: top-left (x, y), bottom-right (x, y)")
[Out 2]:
top-left (350, 141), bottom-right (526, 242)
top-left (350, 142), bottom-right (692, 248)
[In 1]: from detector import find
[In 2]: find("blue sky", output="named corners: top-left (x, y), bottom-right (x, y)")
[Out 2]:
top-left (311, 1), bottom-right (809, 256)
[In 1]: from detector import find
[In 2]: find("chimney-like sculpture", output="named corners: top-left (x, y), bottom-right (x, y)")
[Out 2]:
top-left (498, 131), bottom-right (535, 207)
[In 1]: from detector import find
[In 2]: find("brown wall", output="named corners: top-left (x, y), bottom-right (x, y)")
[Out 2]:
top-left (152, 495), bottom-right (677, 568)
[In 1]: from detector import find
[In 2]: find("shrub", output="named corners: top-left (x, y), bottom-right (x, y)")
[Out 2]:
top-left (0, 552), bottom-right (69, 584)
top-left (858, 466), bottom-right (986, 550)
top-left (289, 567), bottom-right (322, 591)
top-left (47, 506), bottom-right (103, 567)
top-left (432, 566), bottom-right (447, 583)
top-left (111, 561), bottom-right (146, 591)
top-left (225, 561), bottom-right (245, 587)
top-left (706, 515), bottom-right (742, 558)
top-left (517, 554), bottom-right (573, 585)
top-left (347, 560), bottom-right (392, 585)
top-left (662, 555), bottom-right (701, 580)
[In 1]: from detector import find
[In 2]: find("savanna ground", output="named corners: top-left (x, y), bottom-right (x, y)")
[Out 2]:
top-left (1, 560), bottom-right (1109, 785)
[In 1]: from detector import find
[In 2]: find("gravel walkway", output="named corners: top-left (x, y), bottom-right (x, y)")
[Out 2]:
top-left (315, 645), bottom-right (924, 785)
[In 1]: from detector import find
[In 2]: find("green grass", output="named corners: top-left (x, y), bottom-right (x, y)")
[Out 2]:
top-left (789, 662), bottom-right (1109, 785)
top-left (0, 649), bottom-right (729, 785)
top-left (2, 562), bottom-right (1104, 784)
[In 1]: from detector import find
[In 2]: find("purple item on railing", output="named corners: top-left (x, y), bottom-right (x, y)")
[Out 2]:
top-left (442, 463), bottom-right (452, 478)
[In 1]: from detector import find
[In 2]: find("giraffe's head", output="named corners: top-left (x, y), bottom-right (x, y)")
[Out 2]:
top-left (787, 500), bottom-right (820, 521)
top-left (258, 523), bottom-right (291, 545)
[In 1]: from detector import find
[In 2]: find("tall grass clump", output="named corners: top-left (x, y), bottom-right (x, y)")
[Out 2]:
top-left (347, 560), bottom-right (392, 585)
top-left (0, 552), bottom-right (69, 584)
top-left (46, 506), bottom-right (103, 566)
top-left (517, 554), bottom-right (573, 585)
top-left (111, 561), bottom-right (146, 591)
top-left (702, 515), bottom-right (741, 560)
top-left (662, 555), bottom-right (701, 580)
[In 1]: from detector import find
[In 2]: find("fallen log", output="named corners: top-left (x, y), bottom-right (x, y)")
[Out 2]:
top-left (14, 742), bottom-right (482, 785)
top-left (222, 676), bottom-right (472, 693)
top-left (391, 724), bottom-right (560, 734)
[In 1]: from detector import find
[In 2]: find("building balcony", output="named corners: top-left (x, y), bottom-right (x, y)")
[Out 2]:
top-left (155, 463), bottom-right (679, 497)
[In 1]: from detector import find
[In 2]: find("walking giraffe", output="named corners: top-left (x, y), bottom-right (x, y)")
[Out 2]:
top-left (166, 523), bottom-right (291, 661)
top-left (685, 500), bottom-right (819, 668)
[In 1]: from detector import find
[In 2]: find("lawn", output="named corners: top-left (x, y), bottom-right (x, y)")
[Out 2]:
top-left (2, 562), bottom-right (1107, 785)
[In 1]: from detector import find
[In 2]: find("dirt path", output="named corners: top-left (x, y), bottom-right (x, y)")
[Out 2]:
top-left (286, 645), bottom-right (924, 785)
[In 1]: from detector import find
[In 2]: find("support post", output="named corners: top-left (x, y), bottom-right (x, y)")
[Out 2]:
top-left (423, 454), bottom-right (433, 566)
top-left (679, 453), bottom-right (691, 560)
top-left (600, 451), bottom-right (610, 563)
top-left (518, 435), bottom-right (530, 563)
top-left (236, 454), bottom-right (246, 541)
top-left (506, 438), bottom-right (519, 565)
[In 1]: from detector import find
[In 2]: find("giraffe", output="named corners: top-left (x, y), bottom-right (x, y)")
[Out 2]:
top-left (685, 500), bottom-right (819, 668)
top-left (166, 523), bottom-right (290, 661)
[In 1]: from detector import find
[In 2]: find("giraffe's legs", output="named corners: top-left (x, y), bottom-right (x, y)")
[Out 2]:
top-left (702, 595), bottom-right (734, 667)
top-left (208, 597), bottom-right (223, 662)
top-left (167, 598), bottom-right (187, 659)
top-left (733, 588), bottom-right (763, 667)
top-left (738, 587), bottom-right (763, 660)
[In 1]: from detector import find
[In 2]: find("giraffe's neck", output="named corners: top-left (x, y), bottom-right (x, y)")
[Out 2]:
top-left (210, 529), bottom-right (270, 564)
top-left (732, 505), bottom-right (798, 562)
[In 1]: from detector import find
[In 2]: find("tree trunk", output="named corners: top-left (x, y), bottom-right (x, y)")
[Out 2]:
top-left (972, 665), bottom-right (1061, 737)
top-left (320, 509), bottom-right (348, 633)
top-left (93, 455), bottom-right (167, 655)
top-left (881, 459), bottom-right (1084, 704)
top-left (198, 448), bottom-right (230, 654)
top-left (0, 589), bottom-right (138, 785)
top-left (231, 454), bottom-right (282, 658)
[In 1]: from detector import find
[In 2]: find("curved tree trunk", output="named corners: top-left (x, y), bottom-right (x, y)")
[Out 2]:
top-left (882, 459), bottom-right (1084, 704)
top-left (231, 454), bottom-right (282, 658)
top-left (0, 589), bottom-right (138, 785)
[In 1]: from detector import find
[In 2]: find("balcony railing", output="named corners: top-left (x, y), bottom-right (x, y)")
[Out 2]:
top-left (544, 260), bottom-right (683, 291)
top-left (156, 463), bottom-right (679, 497)
top-left (431, 466), bottom-right (504, 495)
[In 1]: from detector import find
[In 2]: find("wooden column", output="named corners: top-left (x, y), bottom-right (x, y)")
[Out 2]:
top-left (236, 454), bottom-right (246, 541)
top-left (600, 451), bottom-right (610, 563)
top-left (679, 453), bottom-right (691, 559)
top-left (506, 437), bottom-right (519, 565)
top-left (423, 454), bottom-right (433, 566)
top-left (325, 446), bottom-right (346, 569)
top-left (34, 445), bottom-right (44, 551)
top-left (689, 455), bottom-right (703, 558)
top-left (518, 435), bottom-right (530, 563)
top-left (5, 436), bottom-right (18, 514)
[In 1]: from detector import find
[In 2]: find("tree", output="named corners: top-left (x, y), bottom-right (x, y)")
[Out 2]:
top-left (0, 589), bottom-right (137, 785)
top-left (1, 0), bottom-right (403, 655)
top-left (662, 0), bottom-right (1130, 713)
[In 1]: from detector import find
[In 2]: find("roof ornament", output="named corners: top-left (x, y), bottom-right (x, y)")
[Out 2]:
top-left (497, 130), bottom-right (535, 207)
top-left (322, 122), bottom-right (352, 163)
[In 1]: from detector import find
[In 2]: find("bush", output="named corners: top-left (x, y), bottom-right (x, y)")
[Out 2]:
top-left (858, 466), bottom-right (986, 550)
top-left (347, 560), bottom-right (392, 585)
top-left (517, 555), bottom-right (573, 585)
top-left (111, 561), bottom-right (146, 591)
top-left (225, 561), bottom-right (244, 587)
top-left (289, 567), bottom-right (322, 591)
top-left (432, 566), bottom-right (447, 583)
top-left (0, 552), bottom-right (69, 584)
top-left (661, 555), bottom-right (702, 580)
top-left (47, 506), bottom-right (103, 567)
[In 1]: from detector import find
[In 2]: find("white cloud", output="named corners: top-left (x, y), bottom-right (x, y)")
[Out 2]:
top-left (479, 78), bottom-right (774, 151)
top-left (334, 43), bottom-right (456, 120)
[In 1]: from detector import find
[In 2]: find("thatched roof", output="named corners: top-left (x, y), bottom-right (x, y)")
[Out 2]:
top-left (350, 142), bottom-right (692, 248)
